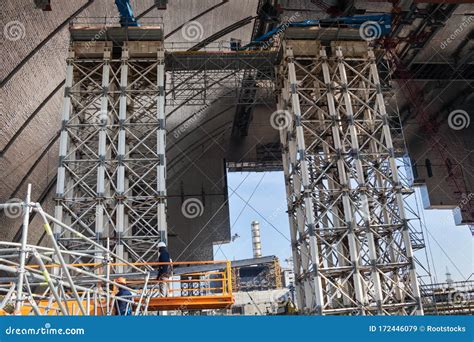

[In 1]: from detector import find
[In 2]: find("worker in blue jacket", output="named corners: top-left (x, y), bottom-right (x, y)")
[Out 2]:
top-left (156, 241), bottom-right (171, 296)
top-left (115, 277), bottom-right (132, 315)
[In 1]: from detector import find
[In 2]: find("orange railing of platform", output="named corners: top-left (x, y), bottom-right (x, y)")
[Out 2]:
top-left (9, 260), bottom-right (234, 315)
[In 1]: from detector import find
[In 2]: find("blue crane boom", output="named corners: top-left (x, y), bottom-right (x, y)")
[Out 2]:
top-left (115, 0), bottom-right (139, 27)
top-left (244, 14), bottom-right (392, 49)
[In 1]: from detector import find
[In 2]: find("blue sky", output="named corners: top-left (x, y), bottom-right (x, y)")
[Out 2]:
top-left (214, 171), bottom-right (473, 283)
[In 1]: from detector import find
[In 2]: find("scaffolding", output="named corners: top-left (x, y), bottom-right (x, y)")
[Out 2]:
top-left (54, 22), bottom-right (278, 270)
top-left (0, 19), bottom-right (435, 315)
top-left (0, 190), bottom-right (233, 315)
top-left (277, 40), bottom-right (423, 315)
top-left (164, 45), bottom-right (276, 107)
top-left (54, 33), bottom-right (167, 268)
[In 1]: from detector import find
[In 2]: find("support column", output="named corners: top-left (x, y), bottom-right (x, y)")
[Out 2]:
top-left (54, 35), bottom-right (166, 269)
top-left (335, 47), bottom-right (383, 313)
top-left (320, 47), bottom-right (366, 312)
top-left (277, 78), bottom-right (304, 309)
top-left (277, 40), bottom-right (423, 315)
top-left (157, 47), bottom-right (167, 243)
top-left (284, 45), bottom-right (325, 313)
top-left (367, 49), bottom-right (423, 315)
top-left (95, 47), bottom-right (111, 264)
top-left (54, 49), bottom-right (74, 238)
top-left (116, 46), bottom-right (129, 274)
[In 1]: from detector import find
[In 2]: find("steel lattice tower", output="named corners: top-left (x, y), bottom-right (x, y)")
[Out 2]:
top-left (277, 41), bottom-right (423, 315)
top-left (54, 40), bottom-right (167, 269)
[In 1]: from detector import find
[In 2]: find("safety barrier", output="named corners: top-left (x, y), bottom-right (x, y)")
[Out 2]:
top-left (0, 260), bottom-right (233, 315)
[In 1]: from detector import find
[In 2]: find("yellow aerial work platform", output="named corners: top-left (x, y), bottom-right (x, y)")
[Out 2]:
top-left (2, 261), bottom-right (233, 315)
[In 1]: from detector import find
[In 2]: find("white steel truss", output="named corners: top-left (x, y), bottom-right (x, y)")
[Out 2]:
top-left (278, 42), bottom-right (423, 315)
top-left (54, 43), bottom-right (167, 267)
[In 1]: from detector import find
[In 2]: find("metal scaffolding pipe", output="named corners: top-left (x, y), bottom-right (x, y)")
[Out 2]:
top-left (14, 184), bottom-right (31, 315)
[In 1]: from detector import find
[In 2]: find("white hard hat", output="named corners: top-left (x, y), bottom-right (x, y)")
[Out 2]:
top-left (157, 241), bottom-right (167, 248)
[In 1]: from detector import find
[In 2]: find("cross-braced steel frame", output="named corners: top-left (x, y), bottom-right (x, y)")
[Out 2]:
top-left (54, 42), bottom-right (167, 268)
top-left (165, 50), bottom-right (276, 107)
top-left (277, 42), bottom-right (423, 315)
